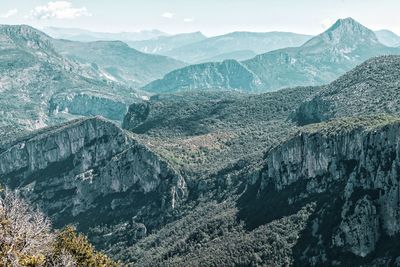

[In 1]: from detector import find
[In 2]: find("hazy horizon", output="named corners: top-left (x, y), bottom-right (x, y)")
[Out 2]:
top-left (0, 0), bottom-right (399, 36)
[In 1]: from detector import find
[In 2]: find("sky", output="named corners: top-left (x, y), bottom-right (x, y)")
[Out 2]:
top-left (0, 0), bottom-right (399, 36)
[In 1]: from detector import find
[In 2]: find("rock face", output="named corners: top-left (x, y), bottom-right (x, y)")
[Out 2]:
top-left (142, 18), bottom-right (399, 94)
top-left (49, 91), bottom-right (131, 121)
top-left (122, 101), bottom-right (150, 130)
top-left (0, 117), bottom-right (186, 249)
top-left (253, 117), bottom-right (400, 265)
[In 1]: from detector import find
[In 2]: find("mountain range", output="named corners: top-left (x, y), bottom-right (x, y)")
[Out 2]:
top-left (2, 16), bottom-right (400, 266)
top-left (117, 55), bottom-right (400, 265)
top-left (43, 26), bottom-right (168, 42)
top-left (52, 39), bottom-right (186, 86)
top-left (143, 18), bottom-right (400, 93)
top-left (0, 24), bottom-right (187, 136)
top-left (44, 25), bottom-right (400, 63)
top-left (0, 24), bottom-right (119, 132)
top-left (2, 55), bottom-right (400, 265)
top-left (162, 31), bottom-right (312, 63)
top-left (127, 31), bottom-right (207, 55)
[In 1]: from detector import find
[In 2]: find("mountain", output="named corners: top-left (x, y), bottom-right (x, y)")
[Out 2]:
top-left (118, 115), bottom-right (400, 266)
top-left (122, 86), bottom-right (320, 177)
top-left (294, 55), bottom-right (400, 125)
top-left (52, 39), bottom-right (186, 86)
top-left (0, 24), bottom-right (143, 133)
top-left (244, 17), bottom-right (393, 89)
top-left (3, 53), bottom-right (400, 265)
top-left (163, 31), bottom-right (312, 63)
top-left (142, 60), bottom-right (262, 93)
top-left (43, 26), bottom-right (168, 42)
top-left (127, 32), bottom-right (207, 54)
top-left (375, 29), bottom-right (400, 47)
top-left (143, 18), bottom-right (399, 93)
top-left (118, 55), bottom-right (400, 265)
top-left (196, 49), bottom-right (258, 63)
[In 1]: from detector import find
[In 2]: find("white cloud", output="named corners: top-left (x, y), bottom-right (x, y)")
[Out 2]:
top-left (183, 18), bottom-right (194, 23)
top-left (0, 9), bottom-right (18, 18)
top-left (30, 1), bottom-right (91, 20)
top-left (162, 12), bottom-right (175, 19)
top-left (320, 18), bottom-right (335, 30)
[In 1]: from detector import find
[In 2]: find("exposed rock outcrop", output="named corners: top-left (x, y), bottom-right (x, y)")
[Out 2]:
top-left (49, 91), bottom-right (131, 121)
top-left (122, 101), bottom-right (150, 130)
top-left (0, 117), bottom-right (186, 250)
top-left (252, 117), bottom-right (400, 265)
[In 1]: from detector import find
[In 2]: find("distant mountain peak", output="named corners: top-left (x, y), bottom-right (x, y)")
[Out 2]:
top-left (327, 17), bottom-right (372, 34)
top-left (375, 29), bottom-right (400, 47)
top-left (332, 17), bottom-right (359, 26)
top-left (302, 17), bottom-right (379, 48)
top-left (0, 24), bottom-right (50, 39)
top-left (0, 24), bottom-right (57, 55)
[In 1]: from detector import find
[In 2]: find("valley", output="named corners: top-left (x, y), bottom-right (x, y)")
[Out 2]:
top-left (1, 6), bottom-right (400, 266)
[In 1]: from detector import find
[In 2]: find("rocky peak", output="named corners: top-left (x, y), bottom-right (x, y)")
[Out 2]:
top-left (301, 17), bottom-right (380, 49)
top-left (0, 24), bottom-right (58, 56)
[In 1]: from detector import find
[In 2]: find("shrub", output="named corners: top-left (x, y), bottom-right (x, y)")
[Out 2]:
top-left (52, 226), bottom-right (118, 267)
top-left (0, 187), bottom-right (118, 267)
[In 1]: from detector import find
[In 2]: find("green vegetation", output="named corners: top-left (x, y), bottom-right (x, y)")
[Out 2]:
top-left (301, 115), bottom-right (400, 136)
top-left (294, 55), bottom-right (400, 125)
top-left (52, 226), bottom-right (118, 267)
top-left (0, 188), bottom-right (118, 267)
top-left (125, 86), bottom-right (320, 178)
top-left (113, 199), bottom-right (315, 266)
top-left (2, 26), bottom-right (400, 266)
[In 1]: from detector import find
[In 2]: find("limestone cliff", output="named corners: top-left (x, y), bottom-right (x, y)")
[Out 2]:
top-left (247, 116), bottom-right (400, 265)
top-left (0, 117), bottom-right (186, 250)
top-left (49, 91), bottom-right (132, 122)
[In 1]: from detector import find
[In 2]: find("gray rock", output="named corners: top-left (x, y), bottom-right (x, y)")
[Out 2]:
top-left (0, 116), bottom-right (186, 249)
top-left (259, 117), bottom-right (400, 264)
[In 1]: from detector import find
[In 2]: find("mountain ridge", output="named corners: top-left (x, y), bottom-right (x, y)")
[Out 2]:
top-left (127, 31), bottom-right (207, 54)
top-left (52, 38), bottom-right (186, 86)
top-left (294, 55), bottom-right (400, 125)
top-left (163, 31), bottom-right (312, 63)
top-left (115, 55), bottom-right (400, 265)
top-left (375, 29), bottom-right (400, 47)
top-left (43, 26), bottom-right (168, 42)
top-left (143, 18), bottom-right (399, 93)
top-left (0, 24), bottom-right (142, 132)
